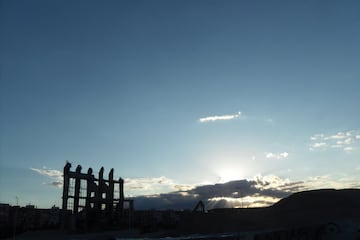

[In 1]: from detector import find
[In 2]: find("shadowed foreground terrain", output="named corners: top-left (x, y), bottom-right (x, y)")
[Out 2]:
top-left (8, 189), bottom-right (360, 239)
top-left (177, 189), bottom-right (360, 234)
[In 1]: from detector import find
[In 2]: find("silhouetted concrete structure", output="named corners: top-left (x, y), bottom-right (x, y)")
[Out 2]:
top-left (62, 162), bottom-right (133, 230)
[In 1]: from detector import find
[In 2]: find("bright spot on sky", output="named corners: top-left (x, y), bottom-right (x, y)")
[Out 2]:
top-left (216, 167), bottom-right (244, 183)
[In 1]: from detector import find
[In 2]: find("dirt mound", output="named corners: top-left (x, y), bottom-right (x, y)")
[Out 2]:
top-left (270, 189), bottom-right (360, 227)
top-left (273, 189), bottom-right (360, 210)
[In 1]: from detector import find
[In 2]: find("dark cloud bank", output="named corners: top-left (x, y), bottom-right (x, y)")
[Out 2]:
top-left (134, 179), bottom-right (304, 210)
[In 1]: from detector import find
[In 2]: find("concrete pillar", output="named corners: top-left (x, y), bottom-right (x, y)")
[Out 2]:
top-left (119, 177), bottom-right (124, 211)
top-left (73, 165), bottom-right (82, 214)
top-left (86, 168), bottom-right (93, 209)
top-left (96, 167), bottom-right (104, 211)
top-left (107, 168), bottom-right (114, 215)
top-left (61, 162), bottom-right (72, 229)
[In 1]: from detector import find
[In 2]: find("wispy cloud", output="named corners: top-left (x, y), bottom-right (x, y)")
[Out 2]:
top-left (309, 130), bottom-right (360, 152)
top-left (310, 134), bottom-right (324, 141)
top-left (326, 132), bottom-right (349, 140)
top-left (344, 147), bottom-right (353, 152)
top-left (265, 152), bottom-right (289, 159)
top-left (199, 111), bottom-right (242, 123)
top-left (124, 176), bottom-right (194, 197)
top-left (265, 118), bottom-right (274, 123)
top-left (124, 176), bottom-right (200, 197)
top-left (309, 142), bottom-right (327, 150)
top-left (30, 167), bottom-right (63, 188)
top-left (304, 174), bottom-right (360, 190)
top-left (29, 166), bottom-right (195, 196)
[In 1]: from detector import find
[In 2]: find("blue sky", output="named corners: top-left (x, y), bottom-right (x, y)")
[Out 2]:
top-left (1, 0), bottom-right (360, 209)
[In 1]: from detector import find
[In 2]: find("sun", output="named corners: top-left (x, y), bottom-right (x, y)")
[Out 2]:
top-left (201, 149), bottom-right (253, 183)
top-left (216, 167), bottom-right (244, 183)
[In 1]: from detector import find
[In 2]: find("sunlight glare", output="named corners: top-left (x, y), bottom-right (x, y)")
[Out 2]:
top-left (217, 167), bottom-right (244, 183)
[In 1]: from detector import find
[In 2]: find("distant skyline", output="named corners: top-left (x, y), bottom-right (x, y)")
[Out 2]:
top-left (1, 0), bottom-right (360, 209)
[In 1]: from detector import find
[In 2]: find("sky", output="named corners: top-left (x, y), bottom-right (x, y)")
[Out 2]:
top-left (1, 0), bottom-right (360, 210)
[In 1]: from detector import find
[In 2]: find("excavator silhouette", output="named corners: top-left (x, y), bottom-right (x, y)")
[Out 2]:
top-left (192, 200), bottom-right (205, 213)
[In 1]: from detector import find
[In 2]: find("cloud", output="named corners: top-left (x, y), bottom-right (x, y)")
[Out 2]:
top-left (265, 118), bottom-right (274, 123)
top-left (344, 138), bottom-right (352, 145)
top-left (133, 175), bottom-right (306, 210)
top-left (311, 142), bottom-right (327, 148)
top-left (29, 166), bottom-right (360, 210)
top-left (265, 152), bottom-right (289, 159)
top-left (29, 167), bottom-right (195, 197)
top-left (253, 174), bottom-right (305, 194)
top-left (124, 176), bottom-right (197, 197)
top-left (125, 176), bottom-right (174, 188)
top-left (310, 134), bottom-right (324, 141)
top-left (30, 167), bottom-right (63, 188)
top-left (326, 132), bottom-right (348, 140)
top-left (344, 147), bottom-right (353, 152)
top-left (174, 185), bottom-right (194, 191)
top-left (50, 181), bottom-right (63, 187)
top-left (199, 112), bottom-right (242, 123)
top-left (30, 167), bottom-right (63, 178)
top-left (132, 172), bottom-right (360, 210)
top-left (309, 130), bottom-right (360, 152)
top-left (304, 174), bottom-right (360, 190)
top-left (330, 144), bottom-right (342, 148)
top-left (207, 195), bottom-right (281, 208)
top-left (265, 153), bottom-right (275, 158)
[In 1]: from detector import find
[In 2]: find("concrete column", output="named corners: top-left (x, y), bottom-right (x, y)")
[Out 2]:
top-left (73, 165), bottom-right (82, 214)
top-left (61, 162), bottom-right (72, 229)
top-left (96, 167), bottom-right (104, 211)
top-left (107, 168), bottom-right (114, 215)
top-left (85, 168), bottom-right (93, 209)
